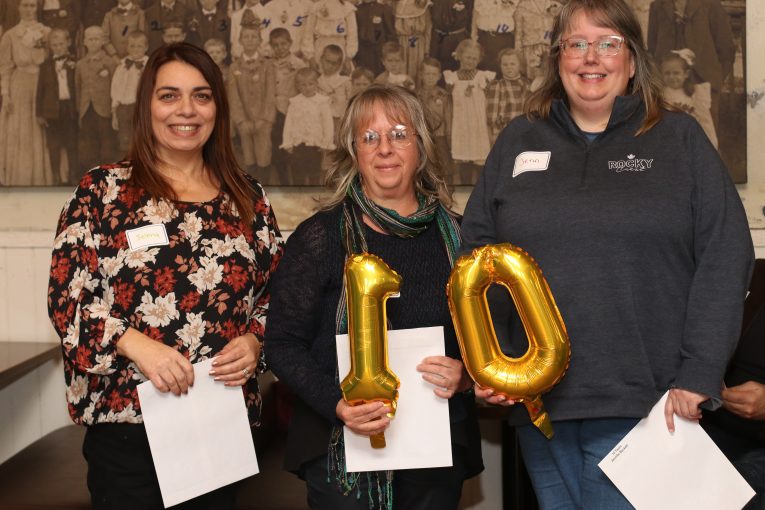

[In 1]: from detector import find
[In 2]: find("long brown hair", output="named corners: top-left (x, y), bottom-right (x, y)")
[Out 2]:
top-left (127, 43), bottom-right (255, 224)
top-left (524, 0), bottom-right (672, 135)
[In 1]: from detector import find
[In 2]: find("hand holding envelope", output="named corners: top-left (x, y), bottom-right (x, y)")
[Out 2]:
top-left (598, 391), bottom-right (755, 510)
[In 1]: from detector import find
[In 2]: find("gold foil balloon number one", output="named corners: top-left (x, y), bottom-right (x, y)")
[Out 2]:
top-left (447, 244), bottom-right (570, 438)
top-left (340, 253), bottom-right (402, 449)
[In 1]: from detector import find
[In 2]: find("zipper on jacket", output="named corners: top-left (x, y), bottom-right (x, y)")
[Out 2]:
top-left (578, 142), bottom-right (591, 190)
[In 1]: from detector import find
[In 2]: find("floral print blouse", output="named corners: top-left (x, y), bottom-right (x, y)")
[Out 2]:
top-left (47, 164), bottom-right (284, 427)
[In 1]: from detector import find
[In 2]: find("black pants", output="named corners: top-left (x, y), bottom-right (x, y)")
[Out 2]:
top-left (79, 106), bottom-right (117, 174)
top-left (302, 445), bottom-right (468, 510)
top-left (83, 423), bottom-right (239, 510)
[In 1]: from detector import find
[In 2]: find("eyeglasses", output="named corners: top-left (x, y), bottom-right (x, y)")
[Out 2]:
top-left (355, 125), bottom-right (417, 152)
top-left (559, 35), bottom-right (626, 58)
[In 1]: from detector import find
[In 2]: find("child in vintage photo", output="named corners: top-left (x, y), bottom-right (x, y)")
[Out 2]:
top-left (111, 30), bottom-right (148, 155)
top-left (429, 0), bottom-right (471, 71)
top-left (281, 67), bottom-right (334, 185)
top-left (161, 21), bottom-right (187, 46)
top-left (317, 44), bottom-right (351, 134)
top-left (102, 0), bottom-right (146, 58)
top-left (485, 48), bottom-right (530, 145)
top-left (350, 66), bottom-right (374, 96)
top-left (204, 37), bottom-right (230, 83)
top-left (36, 28), bottom-right (78, 185)
top-left (661, 49), bottom-right (718, 149)
top-left (269, 27), bottom-right (306, 182)
top-left (417, 57), bottom-right (453, 182)
top-left (374, 41), bottom-right (415, 90)
top-left (443, 38), bottom-right (494, 181)
top-left (394, 0), bottom-right (432, 79)
top-left (76, 25), bottom-right (118, 172)
top-left (308, 0), bottom-right (358, 68)
top-left (514, 0), bottom-right (558, 80)
top-left (228, 24), bottom-right (277, 177)
top-left (354, 0), bottom-right (396, 75)
top-left (230, 0), bottom-right (266, 59)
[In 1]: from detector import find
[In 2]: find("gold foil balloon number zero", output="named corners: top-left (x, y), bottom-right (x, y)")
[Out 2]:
top-left (447, 244), bottom-right (570, 438)
top-left (340, 253), bottom-right (402, 449)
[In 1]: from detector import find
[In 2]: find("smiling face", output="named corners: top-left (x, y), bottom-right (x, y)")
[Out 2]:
top-left (661, 58), bottom-right (688, 90)
top-left (127, 34), bottom-right (148, 60)
top-left (355, 102), bottom-right (419, 208)
top-left (269, 34), bottom-right (292, 59)
top-left (151, 61), bottom-right (216, 161)
top-left (457, 45), bottom-right (481, 72)
top-left (558, 10), bottom-right (635, 124)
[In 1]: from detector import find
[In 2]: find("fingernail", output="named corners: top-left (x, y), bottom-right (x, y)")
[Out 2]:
top-left (211, 357), bottom-right (218, 366)
top-left (214, 376), bottom-right (220, 381)
top-left (497, 395), bottom-right (505, 401)
top-left (209, 369), bottom-right (216, 375)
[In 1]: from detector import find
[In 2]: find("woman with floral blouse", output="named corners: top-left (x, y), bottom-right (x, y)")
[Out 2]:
top-left (47, 42), bottom-right (284, 509)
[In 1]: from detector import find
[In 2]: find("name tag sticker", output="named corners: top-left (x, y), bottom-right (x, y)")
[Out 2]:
top-left (126, 224), bottom-right (169, 251)
top-left (513, 151), bottom-right (551, 177)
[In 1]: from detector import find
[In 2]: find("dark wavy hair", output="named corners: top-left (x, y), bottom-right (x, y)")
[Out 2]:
top-left (127, 42), bottom-right (255, 224)
top-left (524, 0), bottom-right (672, 135)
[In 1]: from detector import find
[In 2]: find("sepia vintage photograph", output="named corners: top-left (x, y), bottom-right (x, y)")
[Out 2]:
top-left (0, 0), bottom-right (748, 187)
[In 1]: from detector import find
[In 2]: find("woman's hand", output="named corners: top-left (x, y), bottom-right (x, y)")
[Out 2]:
top-left (722, 381), bottom-right (765, 420)
top-left (209, 333), bottom-right (262, 387)
top-left (416, 355), bottom-right (472, 399)
top-left (116, 327), bottom-right (194, 395)
top-left (664, 387), bottom-right (708, 432)
top-left (336, 399), bottom-right (392, 436)
top-left (474, 384), bottom-right (515, 406)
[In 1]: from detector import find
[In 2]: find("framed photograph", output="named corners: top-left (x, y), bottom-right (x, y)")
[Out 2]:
top-left (0, 0), bottom-right (747, 187)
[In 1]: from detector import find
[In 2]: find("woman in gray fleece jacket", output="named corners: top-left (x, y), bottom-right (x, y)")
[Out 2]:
top-left (460, 0), bottom-right (754, 508)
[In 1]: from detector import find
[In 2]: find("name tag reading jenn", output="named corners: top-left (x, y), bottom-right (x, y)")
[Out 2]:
top-left (513, 151), bottom-right (551, 177)
top-left (126, 224), bottom-right (169, 251)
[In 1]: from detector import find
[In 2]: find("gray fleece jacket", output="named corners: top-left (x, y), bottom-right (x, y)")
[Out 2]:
top-left (460, 95), bottom-right (754, 423)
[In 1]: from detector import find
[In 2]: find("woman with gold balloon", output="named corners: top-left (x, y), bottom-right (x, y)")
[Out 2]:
top-left (264, 84), bottom-right (483, 509)
top-left (459, 0), bottom-right (754, 508)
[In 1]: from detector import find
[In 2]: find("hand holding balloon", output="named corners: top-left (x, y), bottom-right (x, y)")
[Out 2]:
top-left (447, 244), bottom-right (570, 438)
top-left (336, 399), bottom-right (392, 436)
top-left (340, 253), bottom-right (402, 448)
top-left (475, 383), bottom-right (515, 406)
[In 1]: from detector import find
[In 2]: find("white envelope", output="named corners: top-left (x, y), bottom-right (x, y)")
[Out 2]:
top-left (336, 326), bottom-right (453, 472)
top-left (137, 359), bottom-right (260, 508)
top-left (598, 391), bottom-right (755, 510)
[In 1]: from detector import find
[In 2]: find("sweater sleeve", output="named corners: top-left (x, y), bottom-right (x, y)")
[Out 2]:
top-left (673, 120), bottom-right (754, 404)
top-left (47, 173), bottom-right (130, 377)
top-left (264, 215), bottom-right (344, 424)
top-left (247, 181), bottom-right (285, 374)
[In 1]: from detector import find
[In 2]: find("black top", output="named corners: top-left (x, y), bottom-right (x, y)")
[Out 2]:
top-left (264, 205), bottom-right (483, 474)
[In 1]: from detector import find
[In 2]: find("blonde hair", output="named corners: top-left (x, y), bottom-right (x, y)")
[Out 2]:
top-left (321, 84), bottom-right (453, 210)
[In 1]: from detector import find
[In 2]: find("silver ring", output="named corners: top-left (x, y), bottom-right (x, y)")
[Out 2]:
top-left (242, 367), bottom-right (250, 378)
